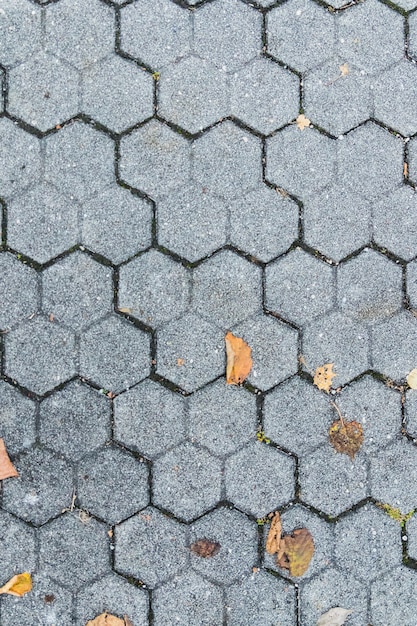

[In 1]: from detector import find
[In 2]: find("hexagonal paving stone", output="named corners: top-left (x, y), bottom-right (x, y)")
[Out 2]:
top-left (225, 441), bottom-right (295, 517)
top-left (42, 252), bottom-right (113, 332)
top-left (39, 513), bottom-right (110, 592)
top-left (373, 61), bottom-right (417, 137)
top-left (0, 510), bottom-right (36, 581)
top-left (265, 248), bottom-right (335, 327)
top-left (114, 379), bottom-right (186, 460)
top-left (40, 381), bottom-right (111, 462)
top-left (81, 185), bottom-right (152, 264)
top-left (407, 138), bottom-right (417, 189)
top-left (188, 380), bottom-right (256, 457)
top-left (192, 250), bottom-right (262, 329)
top-left (299, 446), bottom-right (368, 516)
top-left (120, 0), bottom-right (190, 69)
top-left (370, 439), bottom-right (417, 513)
top-left (408, 259), bottom-right (417, 309)
top-left (194, 0), bottom-right (262, 73)
top-left (118, 250), bottom-right (190, 328)
top-left (337, 249), bottom-right (403, 323)
top-left (0, 253), bottom-right (39, 330)
top-left (267, 0), bottom-right (336, 73)
top-left (407, 515), bottom-right (417, 559)
top-left (0, 0), bottom-right (41, 67)
top-left (79, 315), bottom-right (150, 393)
top-left (337, 0), bottom-right (404, 75)
top-left (156, 313), bottom-right (224, 392)
top-left (2, 446), bottom-right (73, 525)
top-left (0, 118), bottom-right (41, 200)
top-left (153, 571), bottom-right (223, 626)
top-left (159, 56), bottom-right (229, 134)
top-left (371, 567), bottom-right (417, 626)
top-left (229, 185), bottom-right (299, 262)
top-left (302, 311), bottom-right (370, 387)
top-left (7, 182), bottom-right (79, 264)
top-left (232, 315), bottom-right (298, 391)
top-left (226, 570), bottom-right (296, 626)
top-left (4, 317), bottom-right (76, 395)
top-left (334, 504), bottom-right (401, 583)
top-left (76, 572), bottom-right (148, 626)
top-left (374, 187), bottom-right (417, 261)
top-left (157, 184), bottom-right (228, 262)
top-left (371, 311), bottom-right (417, 381)
top-left (45, 0), bottom-right (115, 70)
top-left (264, 377), bottom-right (334, 456)
top-left (266, 126), bottom-right (336, 201)
top-left (410, 12), bottom-right (417, 60)
top-left (405, 388), bottom-right (417, 438)
top-left (115, 506), bottom-right (188, 587)
top-left (304, 59), bottom-right (372, 136)
top-left (77, 446), bottom-right (149, 524)
top-left (0, 381), bottom-right (36, 456)
top-left (304, 186), bottom-right (371, 262)
top-left (8, 51), bottom-right (79, 132)
top-left (120, 119), bottom-right (191, 199)
top-left (337, 123), bottom-right (403, 201)
top-left (82, 54), bottom-right (153, 133)
top-left (192, 121), bottom-right (262, 199)
top-left (152, 442), bottom-right (222, 521)
top-left (230, 57), bottom-right (299, 135)
top-left (189, 507), bottom-right (257, 585)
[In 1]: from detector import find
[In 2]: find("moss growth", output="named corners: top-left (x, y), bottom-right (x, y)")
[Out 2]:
top-left (377, 502), bottom-right (414, 525)
top-left (256, 431), bottom-right (270, 444)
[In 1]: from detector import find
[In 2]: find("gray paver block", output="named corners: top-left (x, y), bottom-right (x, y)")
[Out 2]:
top-left (299, 446), bottom-right (368, 516)
top-left (370, 439), bottom-right (417, 513)
top-left (263, 377), bottom-right (334, 456)
top-left (157, 184), bottom-right (228, 262)
top-left (77, 446), bottom-right (149, 524)
top-left (156, 312), bottom-right (224, 392)
top-left (190, 506), bottom-right (258, 585)
top-left (2, 446), bottom-right (73, 525)
top-left (120, 0), bottom-right (190, 69)
top-left (229, 185), bottom-right (299, 262)
top-left (0, 0), bottom-right (41, 67)
top-left (40, 381), bottom-right (111, 462)
top-left (42, 251), bottom-right (113, 332)
top-left (115, 506), bottom-right (188, 587)
top-left (79, 315), bottom-right (150, 393)
top-left (373, 61), bottom-right (417, 137)
top-left (45, 0), bottom-right (115, 70)
top-left (0, 252), bottom-right (39, 330)
top-left (4, 316), bottom-right (76, 395)
top-left (225, 441), bottom-right (295, 517)
top-left (233, 315), bottom-right (298, 391)
top-left (267, 0), bottom-right (335, 73)
top-left (118, 249), bottom-right (190, 328)
top-left (407, 515), bottom-right (417, 559)
top-left (8, 51), bottom-right (79, 132)
top-left (371, 311), bottom-right (417, 381)
top-left (371, 566), bottom-right (417, 626)
top-left (0, 510), bottom-right (36, 581)
top-left (230, 57), bottom-right (299, 135)
top-left (337, 249), bottom-right (403, 323)
top-left (159, 56), bottom-right (229, 134)
top-left (405, 388), bottom-right (417, 438)
top-left (114, 379), bottom-right (186, 460)
top-left (192, 250), bottom-right (262, 329)
top-left (152, 441), bottom-right (222, 521)
top-left (226, 570), bottom-right (296, 626)
top-left (410, 12), bottom-right (417, 60)
top-left (76, 572), bottom-right (148, 626)
top-left (193, 120), bottom-right (262, 199)
top-left (266, 126), bottom-right (336, 201)
top-left (7, 182), bottom-right (79, 264)
top-left (39, 513), bottom-right (110, 592)
top-left (0, 381), bottom-right (36, 455)
top-left (302, 311), bottom-right (370, 386)
top-left (188, 379), bottom-right (256, 457)
top-left (265, 248), bottom-right (335, 327)
top-left (304, 186), bottom-right (371, 261)
top-left (120, 119), bottom-right (191, 198)
top-left (82, 54), bottom-right (153, 133)
top-left (153, 571), bottom-right (223, 626)
top-left (373, 186), bottom-right (417, 261)
top-left (81, 185), bottom-right (152, 264)
top-left (407, 137), bottom-right (417, 188)
top-left (193, 0), bottom-right (261, 73)
top-left (0, 118), bottom-right (41, 200)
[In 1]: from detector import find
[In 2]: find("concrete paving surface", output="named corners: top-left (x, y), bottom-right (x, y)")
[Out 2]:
top-left (0, 0), bottom-right (417, 624)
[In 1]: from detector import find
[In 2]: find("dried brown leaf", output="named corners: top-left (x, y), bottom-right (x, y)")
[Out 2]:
top-left (190, 538), bottom-right (221, 558)
top-left (266, 512), bottom-right (282, 555)
top-left (404, 162), bottom-right (409, 178)
top-left (407, 368), bottom-right (417, 389)
top-left (0, 438), bottom-right (18, 480)
top-left (317, 607), bottom-right (353, 626)
top-left (313, 363), bottom-right (336, 393)
top-left (86, 613), bottom-right (133, 626)
top-left (329, 419), bottom-right (363, 460)
top-left (296, 114), bottom-right (311, 130)
top-left (0, 572), bottom-right (32, 597)
top-left (225, 331), bottom-right (252, 385)
top-left (277, 528), bottom-right (315, 577)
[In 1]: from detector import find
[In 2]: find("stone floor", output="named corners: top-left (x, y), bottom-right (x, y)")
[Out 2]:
top-left (0, 0), bottom-right (417, 624)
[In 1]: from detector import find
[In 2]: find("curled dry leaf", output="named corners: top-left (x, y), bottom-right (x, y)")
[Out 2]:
top-left (266, 512), bottom-right (282, 555)
top-left (0, 572), bottom-right (32, 597)
top-left (313, 363), bottom-right (336, 393)
top-left (277, 528), bottom-right (315, 577)
top-left (0, 438), bottom-right (18, 480)
top-left (296, 114), bottom-right (311, 130)
top-left (407, 368), bottom-right (417, 389)
top-left (190, 538), bottom-right (221, 558)
top-left (86, 613), bottom-right (132, 626)
top-left (329, 418), bottom-right (363, 460)
top-left (225, 331), bottom-right (252, 385)
top-left (317, 607), bottom-right (353, 626)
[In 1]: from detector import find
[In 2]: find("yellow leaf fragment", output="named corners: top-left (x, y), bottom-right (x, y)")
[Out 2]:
top-left (0, 572), bottom-right (32, 597)
top-left (0, 438), bottom-right (19, 480)
top-left (296, 114), bottom-right (311, 130)
top-left (277, 528), bottom-right (315, 577)
top-left (266, 512), bottom-right (282, 555)
top-left (339, 63), bottom-right (349, 76)
top-left (404, 162), bottom-right (409, 178)
top-left (313, 363), bottom-right (336, 393)
top-left (225, 331), bottom-right (252, 385)
top-left (329, 419), bottom-right (364, 460)
top-left (407, 368), bottom-right (417, 389)
top-left (317, 607), bottom-right (353, 626)
top-left (86, 613), bottom-right (133, 626)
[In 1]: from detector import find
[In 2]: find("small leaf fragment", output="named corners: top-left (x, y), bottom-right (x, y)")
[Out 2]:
top-left (0, 572), bottom-right (32, 597)
top-left (407, 368), bottom-right (417, 389)
top-left (317, 607), bottom-right (353, 626)
top-left (266, 512), bottom-right (282, 555)
top-left (296, 114), bottom-right (311, 130)
top-left (339, 63), bottom-right (349, 76)
top-left (86, 613), bottom-right (132, 626)
top-left (225, 331), bottom-right (252, 385)
top-left (277, 528), bottom-right (315, 577)
top-left (313, 363), bottom-right (336, 393)
top-left (329, 419), bottom-right (363, 460)
top-left (0, 438), bottom-right (19, 480)
top-left (190, 538), bottom-right (221, 558)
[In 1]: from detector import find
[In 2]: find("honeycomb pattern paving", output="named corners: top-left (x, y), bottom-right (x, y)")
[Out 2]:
top-left (373, 61), bottom-right (417, 137)
top-left (0, 118), bottom-right (41, 200)
top-left (370, 567), bottom-right (417, 626)
top-left (0, 0), bottom-right (42, 67)
top-left (0, 381), bottom-right (36, 456)
top-left (0, 510), bottom-right (36, 581)
top-left (371, 311), bottom-right (417, 381)
top-left (373, 186), bottom-right (417, 261)
top-left (0, 252), bottom-right (39, 331)
top-left (369, 439), bottom-right (417, 513)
